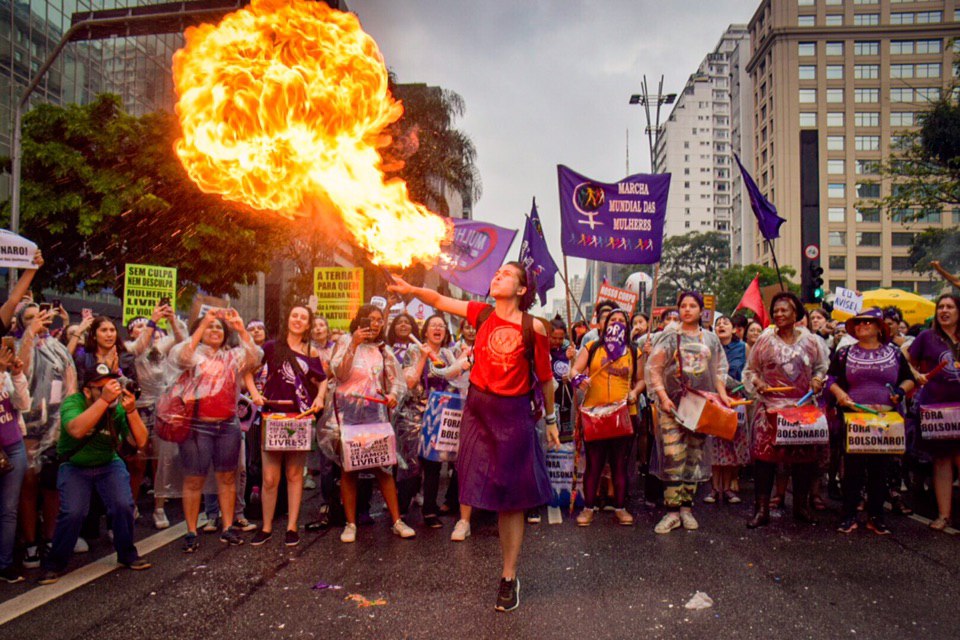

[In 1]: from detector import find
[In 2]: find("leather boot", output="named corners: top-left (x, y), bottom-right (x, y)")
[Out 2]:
top-left (747, 495), bottom-right (770, 529)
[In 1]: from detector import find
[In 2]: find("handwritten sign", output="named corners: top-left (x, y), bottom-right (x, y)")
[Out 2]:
top-left (844, 412), bottom-right (906, 454)
top-left (123, 263), bottom-right (177, 327)
top-left (920, 403), bottom-right (960, 440)
top-left (340, 422), bottom-right (396, 471)
top-left (263, 414), bottom-right (313, 451)
top-left (772, 406), bottom-right (829, 445)
top-left (834, 287), bottom-right (864, 316)
top-left (314, 267), bottom-right (363, 331)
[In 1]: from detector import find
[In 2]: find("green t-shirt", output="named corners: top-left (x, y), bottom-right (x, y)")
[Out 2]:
top-left (58, 392), bottom-right (130, 467)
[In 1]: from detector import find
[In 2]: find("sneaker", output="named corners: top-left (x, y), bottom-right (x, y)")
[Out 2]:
top-left (576, 508), bottom-right (595, 527)
top-left (74, 537), bottom-right (89, 554)
top-left (233, 518), bottom-right (257, 533)
top-left (724, 491), bottom-right (742, 505)
top-left (0, 566), bottom-right (24, 584)
top-left (866, 518), bottom-right (891, 536)
top-left (22, 545), bottom-right (40, 569)
top-left (182, 533), bottom-right (199, 553)
top-left (654, 512), bottom-right (682, 534)
top-left (121, 558), bottom-right (152, 571)
top-left (451, 519), bottom-right (471, 541)
top-left (133, 506), bottom-right (140, 521)
top-left (340, 523), bottom-right (357, 543)
top-left (837, 517), bottom-right (859, 534)
top-left (153, 508), bottom-right (170, 530)
top-left (250, 530), bottom-right (272, 546)
top-left (284, 530), bottom-right (300, 547)
top-left (679, 510), bottom-right (699, 530)
top-left (202, 517), bottom-right (220, 534)
top-left (303, 474), bottom-right (317, 490)
top-left (614, 508), bottom-right (634, 526)
top-left (219, 529), bottom-right (244, 546)
top-left (37, 570), bottom-right (60, 585)
top-left (391, 519), bottom-right (416, 539)
top-left (702, 491), bottom-right (718, 504)
top-left (525, 509), bottom-right (541, 524)
top-left (495, 577), bottom-right (520, 612)
top-left (423, 514), bottom-right (443, 529)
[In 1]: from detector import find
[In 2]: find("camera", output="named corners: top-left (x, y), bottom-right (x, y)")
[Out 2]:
top-left (118, 376), bottom-right (141, 400)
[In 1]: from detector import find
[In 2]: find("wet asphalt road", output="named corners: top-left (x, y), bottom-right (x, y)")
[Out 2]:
top-left (1, 487), bottom-right (958, 640)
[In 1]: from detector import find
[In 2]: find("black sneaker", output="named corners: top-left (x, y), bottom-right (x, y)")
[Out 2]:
top-left (121, 558), bottom-right (152, 571)
top-left (22, 545), bottom-right (40, 569)
top-left (284, 530), bottom-right (300, 547)
top-left (182, 533), bottom-right (199, 553)
top-left (220, 529), bottom-right (244, 546)
top-left (423, 515), bottom-right (443, 529)
top-left (525, 510), bottom-right (541, 524)
top-left (0, 566), bottom-right (24, 584)
top-left (837, 517), bottom-right (858, 534)
top-left (37, 570), bottom-right (60, 585)
top-left (250, 530), bottom-right (273, 546)
top-left (867, 518), bottom-right (891, 536)
top-left (495, 577), bottom-right (520, 612)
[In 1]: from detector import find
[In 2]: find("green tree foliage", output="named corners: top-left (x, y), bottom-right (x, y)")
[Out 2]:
top-left (1, 94), bottom-right (287, 298)
top-left (907, 227), bottom-right (960, 277)
top-left (658, 231), bottom-right (730, 303)
top-left (715, 264), bottom-right (799, 315)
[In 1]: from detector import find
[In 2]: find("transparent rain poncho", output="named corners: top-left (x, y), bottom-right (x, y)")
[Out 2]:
top-left (18, 331), bottom-right (77, 469)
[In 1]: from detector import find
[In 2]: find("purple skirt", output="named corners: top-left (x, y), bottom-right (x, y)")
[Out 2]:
top-left (457, 385), bottom-right (552, 512)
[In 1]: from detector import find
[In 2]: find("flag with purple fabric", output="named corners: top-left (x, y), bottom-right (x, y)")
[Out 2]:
top-left (734, 153), bottom-right (786, 241)
top-left (437, 218), bottom-right (518, 297)
top-left (557, 165), bottom-right (670, 264)
top-left (519, 198), bottom-right (559, 306)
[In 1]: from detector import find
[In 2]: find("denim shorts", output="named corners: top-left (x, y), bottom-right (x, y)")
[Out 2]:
top-left (178, 420), bottom-right (241, 477)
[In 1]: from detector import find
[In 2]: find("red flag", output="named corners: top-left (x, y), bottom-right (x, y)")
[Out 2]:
top-left (735, 275), bottom-right (770, 327)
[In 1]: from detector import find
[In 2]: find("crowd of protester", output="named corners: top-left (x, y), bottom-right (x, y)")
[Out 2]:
top-left (0, 250), bottom-right (956, 613)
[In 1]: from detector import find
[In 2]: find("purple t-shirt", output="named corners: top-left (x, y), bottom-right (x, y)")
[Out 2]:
top-left (908, 329), bottom-right (960, 405)
top-left (261, 340), bottom-right (326, 413)
top-left (0, 395), bottom-right (21, 447)
top-left (843, 344), bottom-right (903, 406)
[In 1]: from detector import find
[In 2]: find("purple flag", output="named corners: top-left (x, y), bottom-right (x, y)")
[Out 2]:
top-left (557, 165), bottom-right (669, 264)
top-left (734, 153), bottom-right (786, 241)
top-left (519, 198), bottom-right (559, 306)
top-left (437, 218), bottom-right (518, 297)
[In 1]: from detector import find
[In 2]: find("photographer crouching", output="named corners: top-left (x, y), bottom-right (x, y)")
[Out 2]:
top-left (38, 362), bottom-right (151, 584)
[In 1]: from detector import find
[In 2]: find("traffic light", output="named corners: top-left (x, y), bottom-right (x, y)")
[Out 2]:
top-left (808, 263), bottom-right (825, 301)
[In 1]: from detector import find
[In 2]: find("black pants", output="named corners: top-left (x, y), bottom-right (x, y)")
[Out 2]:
top-left (583, 436), bottom-right (632, 509)
top-left (397, 476), bottom-right (421, 516)
top-left (421, 459), bottom-right (459, 516)
top-left (842, 454), bottom-right (889, 519)
top-left (754, 460), bottom-right (816, 505)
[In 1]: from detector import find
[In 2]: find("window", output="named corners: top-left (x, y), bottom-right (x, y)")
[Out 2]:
top-left (855, 41), bottom-right (879, 56)
top-left (854, 64), bottom-right (879, 79)
top-left (798, 42), bottom-right (816, 56)
top-left (828, 206), bottom-right (845, 221)
top-left (891, 12), bottom-right (915, 25)
top-left (798, 0), bottom-right (814, 5)
top-left (855, 88), bottom-right (879, 103)
top-left (827, 136), bottom-right (845, 150)
top-left (827, 88), bottom-right (844, 103)
top-left (825, 42), bottom-right (843, 56)
top-left (826, 65), bottom-right (844, 80)
top-left (829, 231), bottom-right (847, 247)
top-left (916, 63), bottom-right (941, 79)
top-left (855, 112), bottom-right (879, 127)
top-left (891, 88), bottom-right (913, 102)
top-left (854, 13), bottom-right (879, 26)
top-left (856, 160), bottom-right (880, 175)
top-left (857, 280), bottom-right (882, 290)
top-left (829, 256), bottom-right (846, 270)
top-left (890, 41), bottom-right (914, 55)
top-left (825, 14), bottom-right (843, 26)
top-left (916, 40), bottom-right (942, 54)
top-left (827, 160), bottom-right (845, 175)
top-left (854, 0), bottom-right (878, 4)
top-left (798, 15), bottom-right (815, 26)
top-left (892, 232), bottom-right (914, 247)
top-left (828, 183), bottom-right (846, 198)
top-left (917, 88), bottom-right (941, 101)
top-left (799, 65), bottom-right (816, 80)
top-left (799, 88), bottom-right (817, 103)
top-left (856, 207), bottom-right (880, 222)
top-left (855, 136), bottom-right (881, 151)
top-left (857, 256), bottom-right (881, 270)
top-left (891, 64), bottom-right (914, 79)
top-left (892, 257), bottom-right (914, 272)
top-left (857, 183), bottom-right (881, 198)
top-left (827, 112), bottom-right (845, 127)
top-left (890, 112), bottom-right (916, 127)
top-left (917, 11), bottom-right (942, 23)
top-left (799, 112), bottom-right (817, 127)
top-left (857, 232), bottom-right (881, 247)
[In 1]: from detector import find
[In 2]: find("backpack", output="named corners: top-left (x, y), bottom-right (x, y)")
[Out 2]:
top-left (475, 306), bottom-right (544, 415)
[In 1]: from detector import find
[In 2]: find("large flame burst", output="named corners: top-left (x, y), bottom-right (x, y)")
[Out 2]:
top-left (172, 0), bottom-right (450, 267)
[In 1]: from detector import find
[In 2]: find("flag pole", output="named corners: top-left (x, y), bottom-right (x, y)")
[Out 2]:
top-left (765, 238), bottom-right (785, 291)
top-left (561, 255), bottom-right (587, 330)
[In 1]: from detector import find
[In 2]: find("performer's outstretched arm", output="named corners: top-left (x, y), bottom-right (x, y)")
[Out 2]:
top-left (388, 276), bottom-right (469, 318)
top-left (930, 261), bottom-right (960, 289)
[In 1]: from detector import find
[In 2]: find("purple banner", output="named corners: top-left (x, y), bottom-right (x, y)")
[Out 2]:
top-left (557, 165), bottom-right (670, 264)
top-left (437, 218), bottom-right (518, 297)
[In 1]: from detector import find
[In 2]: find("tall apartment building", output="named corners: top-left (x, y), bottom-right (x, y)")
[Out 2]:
top-left (747, 0), bottom-right (960, 296)
top-left (654, 25), bottom-right (752, 259)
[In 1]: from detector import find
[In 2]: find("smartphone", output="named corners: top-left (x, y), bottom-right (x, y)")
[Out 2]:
top-left (159, 296), bottom-right (171, 307)
top-left (358, 318), bottom-right (372, 330)
top-left (1, 337), bottom-right (14, 351)
top-left (52, 299), bottom-right (61, 310)
top-left (81, 308), bottom-right (93, 320)
top-left (38, 303), bottom-right (51, 314)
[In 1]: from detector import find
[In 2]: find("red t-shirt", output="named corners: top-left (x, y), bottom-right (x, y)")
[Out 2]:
top-left (466, 302), bottom-right (552, 397)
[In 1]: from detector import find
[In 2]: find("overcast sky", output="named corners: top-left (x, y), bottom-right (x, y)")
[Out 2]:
top-left (351, 0), bottom-right (760, 305)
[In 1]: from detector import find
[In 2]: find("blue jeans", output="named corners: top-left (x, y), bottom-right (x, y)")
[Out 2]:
top-left (42, 459), bottom-right (140, 572)
top-left (0, 440), bottom-right (27, 569)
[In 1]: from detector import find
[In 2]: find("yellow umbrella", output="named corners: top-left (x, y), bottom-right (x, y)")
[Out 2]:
top-left (831, 288), bottom-right (936, 326)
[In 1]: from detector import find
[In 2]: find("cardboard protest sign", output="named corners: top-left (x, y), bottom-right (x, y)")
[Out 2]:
top-left (596, 282), bottom-right (638, 312)
top-left (263, 414), bottom-right (314, 451)
top-left (844, 412), bottom-right (906, 454)
top-left (834, 287), bottom-right (863, 316)
top-left (314, 267), bottom-right (363, 331)
top-left (0, 230), bottom-right (38, 269)
top-left (340, 422), bottom-right (396, 471)
top-left (920, 403), bottom-right (960, 440)
top-left (123, 263), bottom-right (177, 327)
top-left (772, 406), bottom-right (829, 445)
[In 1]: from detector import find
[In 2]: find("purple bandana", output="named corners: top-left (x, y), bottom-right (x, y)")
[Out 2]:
top-left (603, 321), bottom-right (628, 362)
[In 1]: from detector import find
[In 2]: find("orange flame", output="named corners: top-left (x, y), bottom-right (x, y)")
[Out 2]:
top-left (172, 0), bottom-right (450, 267)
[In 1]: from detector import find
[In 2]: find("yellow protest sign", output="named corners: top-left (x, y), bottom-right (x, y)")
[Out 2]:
top-left (123, 263), bottom-right (176, 327)
top-left (314, 267), bottom-right (363, 331)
